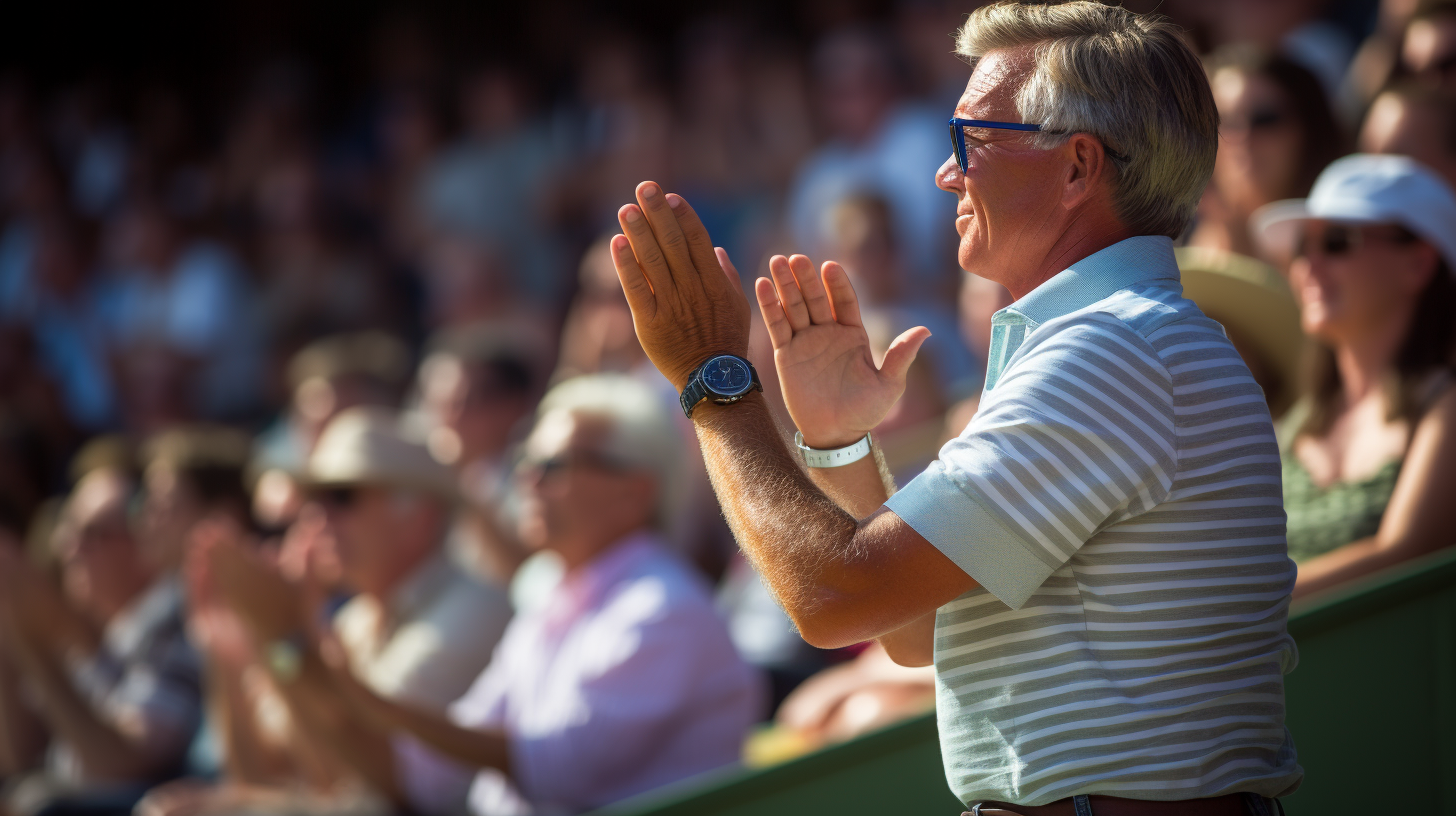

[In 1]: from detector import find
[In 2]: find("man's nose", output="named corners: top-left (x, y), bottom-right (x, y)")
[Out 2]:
top-left (935, 155), bottom-right (963, 193)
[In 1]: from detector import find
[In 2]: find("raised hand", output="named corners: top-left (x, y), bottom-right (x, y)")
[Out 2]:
top-left (611, 182), bottom-right (751, 390)
top-left (756, 255), bottom-right (929, 449)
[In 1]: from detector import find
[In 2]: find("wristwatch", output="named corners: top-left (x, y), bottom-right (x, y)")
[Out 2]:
top-left (680, 354), bottom-right (762, 418)
top-left (264, 632), bottom-right (310, 683)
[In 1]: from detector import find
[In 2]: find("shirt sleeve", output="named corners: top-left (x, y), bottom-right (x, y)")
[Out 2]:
top-left (887, 316), bottom-right (1176, 609)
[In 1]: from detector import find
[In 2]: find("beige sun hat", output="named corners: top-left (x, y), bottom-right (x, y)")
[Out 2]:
top-left (1175, 246), bottom-right (1307, 418)
top-left (307, 406), bottom-right (458, 500)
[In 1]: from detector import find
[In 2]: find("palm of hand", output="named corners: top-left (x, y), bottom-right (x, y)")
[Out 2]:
top-left (756, 255), bottom-right (929, 449)
top-left (775, 322), bottom-right (899, 446)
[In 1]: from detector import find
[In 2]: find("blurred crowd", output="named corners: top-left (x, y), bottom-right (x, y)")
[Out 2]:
top-left (2, 0), bottom-right (1455, 814)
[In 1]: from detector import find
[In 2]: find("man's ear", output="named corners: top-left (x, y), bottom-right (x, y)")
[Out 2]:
top-left (1061, 133), bottom-right (1110, 210)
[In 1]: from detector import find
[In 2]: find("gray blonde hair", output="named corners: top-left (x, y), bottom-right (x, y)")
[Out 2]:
top-left (957, 1), bottom-right (1218, 238)
top-left (536, 374), bottom-right (687, 532)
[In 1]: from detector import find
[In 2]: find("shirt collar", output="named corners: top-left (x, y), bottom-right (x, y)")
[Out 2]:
top-left (543, 531), bottom-right (664, 631)
top-left (995, 235), bottom-right (1180, 328)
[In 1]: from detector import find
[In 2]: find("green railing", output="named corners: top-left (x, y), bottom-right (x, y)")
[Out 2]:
top-left (592, 546), bottom-right (1456, 816)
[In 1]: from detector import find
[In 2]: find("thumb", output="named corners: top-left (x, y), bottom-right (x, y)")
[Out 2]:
top-left (879, 326), bottom-right (931, 386)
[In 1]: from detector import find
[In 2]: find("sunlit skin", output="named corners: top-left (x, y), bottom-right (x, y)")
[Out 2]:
top-left (514, 410), bottom-right (657, 572)
top-left (1210, 68), bottom-right (1302, 215)
top-left (312, 486), bottom-right (446, 598)
top-left (1404, 16), bottom-right (1456, 87)
top-left (1286, 220), bottom-right (1435, 488)
top-left (934, 47), bottom-right (1131, 300)
top-left (1284, 218), bottom-right (1456, 600)
top-left (605, 45), bottom-right (1129, 665)
top-left (1359, 92), bottom-right (1456, 186)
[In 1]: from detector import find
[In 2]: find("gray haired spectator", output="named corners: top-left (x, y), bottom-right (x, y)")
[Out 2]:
top-left (0, 469), bottom-right (201, 816)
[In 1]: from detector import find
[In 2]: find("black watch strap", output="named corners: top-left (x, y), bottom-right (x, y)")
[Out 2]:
top-left (680, 356), bottom-right (762, 419)
top-left (680, 376), bottom-right (710, 419)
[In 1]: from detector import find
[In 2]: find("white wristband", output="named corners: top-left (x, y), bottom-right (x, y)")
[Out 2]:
top-left (794, 431), bottom-right (873, 468)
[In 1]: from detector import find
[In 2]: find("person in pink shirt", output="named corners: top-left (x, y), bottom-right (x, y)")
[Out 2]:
top-left (208, 373), bottom-right (762, 816)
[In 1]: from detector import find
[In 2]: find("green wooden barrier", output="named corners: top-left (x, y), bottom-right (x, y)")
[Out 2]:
top-left (591, 546), bottom-right (1456, 816)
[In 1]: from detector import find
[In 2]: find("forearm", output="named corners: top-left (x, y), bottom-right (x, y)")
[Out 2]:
top-left (329, 663), bottom-right (511, 778)
top-left (18, 647), bottom-right (159, 779)
top-left (694, 393), bottom-right (890, 645)
top-left (0, 654), bottom-right (47, 775)
top-left (207, 661), bottom-right (290, 784)
top-left (269, 655), bottom-right (405, 800)
top-left (804, 439), bottom-right (895, 520)
top-left (1293, 533), bottom-right (1446, 600)
top-left (876, 612), bottom-right (936, 667)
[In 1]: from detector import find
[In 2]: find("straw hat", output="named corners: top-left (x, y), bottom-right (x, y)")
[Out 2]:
top-left (1175, 246), bottom-right (1306, 417)
top-left (307, 407), bottom-right (458, 500)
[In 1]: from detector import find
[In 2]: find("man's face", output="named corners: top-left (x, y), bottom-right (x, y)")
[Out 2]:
top-left (54, 474), bottom-right (150, 623)
top-left (515, 411), bottom-right (656, 566)
top-left (138, 463), bottom-right (202, 571)
top-left (935, 47), bottom-right (1068, 286)
top-left (312, 484), bottom-right (420, 595)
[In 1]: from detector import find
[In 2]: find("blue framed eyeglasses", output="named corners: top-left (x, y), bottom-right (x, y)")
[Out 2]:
top-left (948, 117), bottom-right (1128, 172)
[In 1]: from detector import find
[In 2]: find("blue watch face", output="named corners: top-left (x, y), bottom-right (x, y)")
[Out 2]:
top-left (702, 355), bottom-right (752, 396)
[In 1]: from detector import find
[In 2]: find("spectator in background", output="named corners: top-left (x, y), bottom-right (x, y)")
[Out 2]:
top-left (147, 407), bottom-right (510, 816)
top-left (415, 321), bottom-right (551, 584)
top-left (253, 147), bottom-right (390, 348)
top-left (1170, 0), bottom-right (1357, 101)
top-left (275, 374), bottom-right (761, 816)
top-left (0, 468), bottom-right (201, 816)
top-left (416, 66), bottom-right (566, 304)
top-left (1253, 154), bottom-right (1456, 598)
top-left (17, 214), bottom-right (117, 432)
top-left (786, 27), bottom-right (953, 305)
top-left (253, 331), bottom-right (410, 479)
top-left (569, 32), bottom-right (677, 234)
top-left (556, 234), bottom-right (651, 381)
top-left (1360, 81), bottom-right (1456, 185)
top-left (417, 233), bottom-right (536, 329)
top-left (1188, 47), bottom-right (1346, 260)
top-left (1403, 1), bottom-right (1456, 91)
top-left (136, 426), bottom-right (253, 575)
top-left (96, 197), bottom-right (263, 428)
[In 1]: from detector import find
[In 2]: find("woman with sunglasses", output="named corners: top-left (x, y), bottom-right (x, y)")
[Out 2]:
top-left (1254, 154), bottom-right (1456, 599)
top-left (1188, 47), bottom-right (1345, 260)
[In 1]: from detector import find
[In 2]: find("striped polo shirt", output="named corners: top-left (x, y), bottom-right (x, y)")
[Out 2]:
top-left (885, 236), bottom-right (1303, 806)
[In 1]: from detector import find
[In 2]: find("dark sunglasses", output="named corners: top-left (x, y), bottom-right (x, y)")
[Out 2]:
top-left (520, 451), bottom-right (631, 479)
top-left (949, 118), bottom-right (1129, 174)
top-left (313, 486), bottom-right (360, 509)
top-left (1295, 224), bottom-right (1419, 258)
top-left (1225, 107), bottom-right (1287, 133)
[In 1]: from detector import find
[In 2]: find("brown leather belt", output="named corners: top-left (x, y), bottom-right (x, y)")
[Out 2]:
top-left (968, 792), bottom-right (1264, 816)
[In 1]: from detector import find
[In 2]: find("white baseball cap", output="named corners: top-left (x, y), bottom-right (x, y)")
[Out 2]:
top-left (1251, 153), bottom-right (1456, 273)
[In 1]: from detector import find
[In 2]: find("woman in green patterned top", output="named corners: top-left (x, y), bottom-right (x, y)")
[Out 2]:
top-left (1252, 154), bottom-right (1456, 600)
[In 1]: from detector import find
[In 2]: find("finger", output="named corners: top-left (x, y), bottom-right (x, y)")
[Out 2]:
top-left (635, 181), bottom-right (697, 286)
top-left (768, 254), bottom-right (811, 331)
top-left (754, 277), bottom-right (794, 349)
top-left (664, 192), bottom-right (730, 289)
top-left (618, 203), bottom-right (673, 296)
top-left (714, 246), bottom-right (745, 295)
top-left (789, 254), bottom-right (834, 325)
top-left (879, 326), bottom-right (932, 386)
top-left (610, 234), bottom-right (655, 310)
top-left (821, 261), bottom-right (864, 328)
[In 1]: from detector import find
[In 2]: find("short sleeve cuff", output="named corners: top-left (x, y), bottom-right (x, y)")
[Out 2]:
top-left (886, 461), bottom-right (1058, 610)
